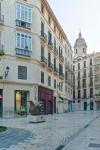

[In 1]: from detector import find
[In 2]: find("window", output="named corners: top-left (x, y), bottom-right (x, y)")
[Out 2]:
top-left (90, 78), bottom-right (93, 86)
top-left (41, 3), bottom-right (44, 14)
top-left (48, 31), bottom-right (52, 43)
top-left (78, 80), bottom-right (80, 88)
top-left (54, 79), bottom-right (56, 89)
top-left (41, 45), bottom-right (44, 56)
top-left (16, 32), bottom-right (32, 50)
top-left (54, 25), bottom-right (56, 32)
top-left (84, 61), bottom-right (86, 68)
top-left (83, 79), bottom-right (86, 88)
top-left (48, 53), bottom-right (51, 65)
top-left (78, 63), bottom-right (80, 70)
top-left (90, 58), bottom-right (92, 66)
top-left (48, 76), bottom-right (51, 86)
top-left (83, 89), bottom-right (87, 98)
top-left (73, 91), bottom-right (75, 99)
top-left (48, 16), bottom-right (51, 24)
top-left (16, 3), bottom-right (32, 23)
top-left (54, 58), bottom-right (56, 69)
top-left (18, 66), bottom-right (27, 80)
top-left (54, 39), bottom-right (56, 48)
top-left (41, 22), bottom-right (44, 33)
top-left (90, 88), bottom-right (93, 98)
top-left (41, 72), bottom-right (44, 83)
top-left (78, 90), bottom-right (81, 98)
top-left (59, 63), bottom-right (63, 75)
top-left (83, 48), bottom-right (85, 53)
top-left (78, 71), bottom-right (80, 79)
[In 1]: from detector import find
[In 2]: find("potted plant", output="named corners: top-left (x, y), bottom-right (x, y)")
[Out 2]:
top-left (27, 101), bottom-right (46, 123)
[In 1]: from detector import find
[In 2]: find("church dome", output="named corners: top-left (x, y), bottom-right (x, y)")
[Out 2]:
top-left (74, 32), bottom-right (87, 48)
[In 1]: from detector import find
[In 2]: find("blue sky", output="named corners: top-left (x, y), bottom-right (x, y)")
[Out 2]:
top-left (47, 0), bottom-right (100, 53)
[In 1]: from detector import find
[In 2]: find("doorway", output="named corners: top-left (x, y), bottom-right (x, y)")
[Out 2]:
top-left (90, 101), bottom-right (94, 110)
top-left (84, 102), bottom-right (87, 111)
top-left (54, 97), bottom-right (56, 113)
top-left (48, 101), bottom-right (52, 114)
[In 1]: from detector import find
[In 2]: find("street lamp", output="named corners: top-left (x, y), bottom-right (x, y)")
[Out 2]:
top-left (5, 66), bottom-right (10, 78)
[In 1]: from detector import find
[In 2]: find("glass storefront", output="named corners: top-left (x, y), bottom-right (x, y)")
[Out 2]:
top-left (15, 90), bottom-right (29, 116)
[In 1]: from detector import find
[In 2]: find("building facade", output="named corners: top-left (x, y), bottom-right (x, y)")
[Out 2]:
top-left (0, 0), bottom-right (73, 117)
top-left (73, 32), bottom-right (100, 111)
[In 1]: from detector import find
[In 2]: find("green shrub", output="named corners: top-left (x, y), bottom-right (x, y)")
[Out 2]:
top-left (0, 50), bottom-right (5, 56)
top-left (0, 126), bottom-right (7, 133)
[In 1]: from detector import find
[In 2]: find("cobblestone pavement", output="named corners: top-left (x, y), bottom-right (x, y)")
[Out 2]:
top-left (0, 111), bottom-right (100, 150)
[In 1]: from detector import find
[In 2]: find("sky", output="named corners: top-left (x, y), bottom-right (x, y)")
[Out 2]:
top-left (47, 0), bottom-right (100, 53)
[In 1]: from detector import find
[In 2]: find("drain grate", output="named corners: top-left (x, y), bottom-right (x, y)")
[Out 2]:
top-left (55, 145), bottom-right (65, 150)
top-left (88, 143), bottom-right (100, 148)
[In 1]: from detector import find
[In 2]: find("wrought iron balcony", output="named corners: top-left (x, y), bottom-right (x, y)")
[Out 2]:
top-left (41, 56), bottom-right (47, 65)
top-left (0, 15), bottom-right (4, 25)
top-left (59, 72), bottom-right (64, 79)
top-left (48, 41), bottom-right (53, 50)
top-left (16, 48), bottom-right (32, 57)
top-left (40, 31), bottom-right (47, 43)
top-left (59, 54), bottom-right (64, 62)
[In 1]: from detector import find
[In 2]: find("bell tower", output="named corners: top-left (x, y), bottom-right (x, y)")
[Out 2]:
top-left (74, 32), bottom-right (87, 58)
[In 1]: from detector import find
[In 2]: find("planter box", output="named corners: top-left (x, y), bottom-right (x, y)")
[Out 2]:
top-left (27, 115), bottom-right (46, 123)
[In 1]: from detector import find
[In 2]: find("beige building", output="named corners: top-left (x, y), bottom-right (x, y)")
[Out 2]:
top-left (0, 0), bottom-right (73, 117)
top-left (73, 32), bottom-right (100, 111)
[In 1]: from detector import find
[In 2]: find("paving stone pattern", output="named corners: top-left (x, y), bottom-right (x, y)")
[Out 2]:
top-left (0, 111), bottom-right (100, 150)
top-left (0, 127), bottom-right (31, 149)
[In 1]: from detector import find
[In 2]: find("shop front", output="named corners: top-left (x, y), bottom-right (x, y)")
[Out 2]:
top-left (0, 89), bottom-right (3, 117)
top-left (15, 90), bottom-right (29, 116)
top-left (38, 86), bottom-right (54, 114)
top-left (95, 98), bottom-right (100, 110)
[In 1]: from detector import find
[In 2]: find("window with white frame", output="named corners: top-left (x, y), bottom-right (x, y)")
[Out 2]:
top-left (16, 32), bottom-right (32, 50)
top-left (16, 3), bottom-right (32, 23)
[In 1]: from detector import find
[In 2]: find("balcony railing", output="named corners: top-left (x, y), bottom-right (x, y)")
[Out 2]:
top-left (59, 54), bottom-right (64, 62)
top-left (16, 20), bottom-right (31, 29)
top-left (0, 15), bottom-right (4, 24)
top-left (48, 41), bottom-right (53, 50)
top-left (41, 56), bottom-right (47, 64)
top-left (16, 48), bottom-right (32, 57)
top-left (54, 47), bottom-right (58, 55)
top-left (59, 72), bottom-right (64, 79)
top-left (40, 31), bottom-right (47, 43)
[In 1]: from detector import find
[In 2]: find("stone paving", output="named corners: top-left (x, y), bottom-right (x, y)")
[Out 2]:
top-left (0, 111), bottom-right (100, 150)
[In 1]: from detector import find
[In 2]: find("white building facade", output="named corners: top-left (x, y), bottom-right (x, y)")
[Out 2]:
top-left (73, 32), bottom-right (100, 111)
top-left (0, 0), bottom-right (73, 117)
